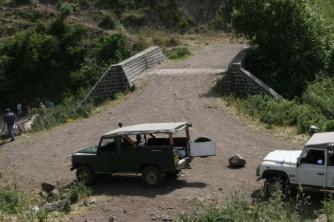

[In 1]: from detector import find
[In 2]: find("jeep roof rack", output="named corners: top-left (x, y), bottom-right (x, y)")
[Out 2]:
top-left (305, 132), bottom-right (334, 148)
top-left (103, 122), bottom-right (191, 136)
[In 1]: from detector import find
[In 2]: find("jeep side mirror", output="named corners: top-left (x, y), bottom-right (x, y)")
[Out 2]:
top-left (297, 157), bottom-right (301, 167)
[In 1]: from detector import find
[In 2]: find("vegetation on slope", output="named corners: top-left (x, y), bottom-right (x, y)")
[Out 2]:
top-left (0, 0), bottom-right (229, 112)
top-left (218, 0), bottom-right (334, 134)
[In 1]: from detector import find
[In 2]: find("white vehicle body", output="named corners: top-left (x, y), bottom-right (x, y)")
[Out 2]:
top-left (257, 132), bottom-right (334, 189)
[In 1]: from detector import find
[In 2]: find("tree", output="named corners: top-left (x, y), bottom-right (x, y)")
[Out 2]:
top-left (232, 0), bottom-right (332, 97)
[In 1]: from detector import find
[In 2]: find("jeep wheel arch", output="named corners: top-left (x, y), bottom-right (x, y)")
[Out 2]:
top-left (261, 170), bottom-right (290, 182)
top-left (262, 170), bottom-right (291, 197)
top-left (76, 165), bottom-right (95, 185)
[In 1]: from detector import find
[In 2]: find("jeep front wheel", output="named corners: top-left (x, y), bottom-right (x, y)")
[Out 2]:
top-left (142, 166), bottom-right (165, 187)
top-left (263, 176), bottom-right (289, 197)
top-left (76, 166), bottom-right (95, 185)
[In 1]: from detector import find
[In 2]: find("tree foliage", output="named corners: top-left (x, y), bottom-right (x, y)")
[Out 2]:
top-left (0, 17), bottom-right (130, 109)
top-left (233, 0), bottom-right (332, 97)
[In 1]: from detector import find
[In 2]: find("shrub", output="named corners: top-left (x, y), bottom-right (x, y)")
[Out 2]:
top-left (132, 34), bottom-right (151, 53)
top-left (121, 10), bottom-right (145, 27)
top-left (68, 182), bottom-right (92, 204)
top-left (58, 2), bottom-right (74, 20)
top-left (303, 76), bottom-right (334, 118)
top-left (0, 186), bottom-right (29, 215)
top-left (167, 47), bottom-right (191, 60)
top-left (31, 98), bottom-right (94, 132)
top-left (236, 95), bottom-right (328, 133)
top-left (11, 0), bottom-right (31, 5)
top-left (233, 0), bottom-right (332, 97)
top-left (177, 192), bottom-right (304, 222)
top-left (95, 32), bottom-right (130, 65)
top-left (98, 13), bottom-right (117, 30)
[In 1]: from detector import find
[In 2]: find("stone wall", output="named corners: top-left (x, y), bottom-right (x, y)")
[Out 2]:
top-left (87, 46), bottom-right (165, 100)
top-left (221, 48), bottom-right (281, 98)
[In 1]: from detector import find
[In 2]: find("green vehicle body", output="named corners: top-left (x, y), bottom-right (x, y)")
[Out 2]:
top-left (70, 122), bottom-right (216, 185)
top-left (71, 136), bottom-right (190, 175)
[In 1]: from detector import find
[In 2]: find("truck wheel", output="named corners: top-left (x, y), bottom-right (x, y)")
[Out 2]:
top-left (76, 166), bottom-right (95, 185)
top-left (142, 166), bottom-right (165, 187)
top-left (263, 176), bottom-right (289, 197)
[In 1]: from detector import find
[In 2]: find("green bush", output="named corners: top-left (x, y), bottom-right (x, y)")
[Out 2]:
top-left (0, 186), bottom-right (29, 215)
top-left (98, 13), bottom-right (117, 30)
top-left (304, 76), bottom-right (334, 118)
top-left (31, 98), bottom-right (94, 132)
top-left (95, 32), bottom-right (130, 65)
top-left (121, 10), bottom-right (145, 27)
top-left (236, 95), bottom-right (328, 133)
top-left (177, 192), bottom-right (304, 222)
top-left (68, 182), bottom-right (92, 204)
top-left (167, 47), bottom-right (191, 60)
top-left (233, 0), bottom-right (332, 97)
top-left (11, 0), bottom-right (31, 5)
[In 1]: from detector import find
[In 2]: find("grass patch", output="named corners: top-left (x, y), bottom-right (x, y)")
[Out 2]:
top-left (176, 191), bottom-right (317, 222)
top-left (62, 182), bottom-right (92, 213)
top-left (224, 95), bottom-right (331, 134)
top-left (30, 92), bottom-right (127, 132)
top-left (167, 47), bottom-right (191, 60)
top-left (31, 98), bottom-right (95, 132)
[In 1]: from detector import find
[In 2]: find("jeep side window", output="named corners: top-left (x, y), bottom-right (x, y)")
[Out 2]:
top-left (301, 149), bottom-right (325, 165)
top-left (328, 149), bottom-right (334, 166)
top-left (99, 137), bottom-right (117, 152)
top-left (120, 136), bottom-right (136, 151)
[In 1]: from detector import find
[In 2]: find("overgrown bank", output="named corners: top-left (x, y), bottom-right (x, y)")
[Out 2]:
top-left (220, 0), bottom-right (334, 134)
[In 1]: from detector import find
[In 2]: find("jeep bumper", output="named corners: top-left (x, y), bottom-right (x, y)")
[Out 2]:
top-left (256, 165), bottom-right (261, 181)
top-left (177, 158), bottom-right (190, 170)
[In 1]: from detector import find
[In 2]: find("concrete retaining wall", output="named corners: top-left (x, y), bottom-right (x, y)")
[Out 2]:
top-left (87, 46), bottom-right (165, 100)
top-left (221, 48), bottom-right (281, 98)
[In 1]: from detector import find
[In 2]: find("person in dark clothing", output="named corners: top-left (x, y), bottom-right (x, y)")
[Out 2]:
top-left (3, 108), bottom-right (16, 141)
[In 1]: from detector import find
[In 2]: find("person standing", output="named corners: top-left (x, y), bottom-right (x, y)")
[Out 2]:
top-left (3, 108), bottom-right (16, 141)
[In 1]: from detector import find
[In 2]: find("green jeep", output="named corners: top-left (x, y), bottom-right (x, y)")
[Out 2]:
top-left (70, 122), bottom-right (216, 186)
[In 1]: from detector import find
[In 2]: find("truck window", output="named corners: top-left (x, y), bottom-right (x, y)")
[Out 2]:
top-left (328, 150), bottom-right (334, 166)
top-left (301, 149), bottom-right (325, 165)
top-left (120, 136), bottom-right (136, 151)
top-left (99, 137), bottom-right (117, 152)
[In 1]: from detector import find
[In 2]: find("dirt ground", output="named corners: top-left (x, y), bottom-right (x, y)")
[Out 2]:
top-left (0, 43), bottom-right (302, 221)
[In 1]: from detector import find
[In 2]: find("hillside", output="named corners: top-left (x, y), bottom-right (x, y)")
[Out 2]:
top-left (0, 0), bottom-right (231, 111)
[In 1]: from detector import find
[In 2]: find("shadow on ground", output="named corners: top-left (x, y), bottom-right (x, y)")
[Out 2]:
top-left (92, 175), bottom-right (206, 198)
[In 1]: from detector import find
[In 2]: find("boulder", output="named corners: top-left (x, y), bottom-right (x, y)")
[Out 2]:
top-left (41, 182), bottom-right (56, 193)
top-left (228, 154), bottom-right (246, 168)
top-left (48, 189), bottom-right (60, 202)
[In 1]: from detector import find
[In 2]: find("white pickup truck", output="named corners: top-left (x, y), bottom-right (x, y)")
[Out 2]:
top-left (256, 132), bottom-right (334, 196)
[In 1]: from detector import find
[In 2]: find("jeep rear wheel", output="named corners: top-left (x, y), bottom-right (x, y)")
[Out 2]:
top-left (263, 176), bottom-right (289, 197)
top-left (142, 166), bottom-right (165, 187)
top-left (76, 166), bottom-right (95, 185)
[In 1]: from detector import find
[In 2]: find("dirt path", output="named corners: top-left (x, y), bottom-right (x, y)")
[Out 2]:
top-left (0, 43), bottom-right (300, 221)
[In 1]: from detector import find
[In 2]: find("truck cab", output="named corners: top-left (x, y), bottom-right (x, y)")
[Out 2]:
top-left (71, 122), bottom-right (216, 186)
top-left (257, 132), bottom-right (334, 195)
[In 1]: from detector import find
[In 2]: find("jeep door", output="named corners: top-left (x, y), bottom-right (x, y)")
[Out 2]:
top-left (117, 136), bottom-right (142, 172)
top-left (297, 148), bottom-right (326, 187)
top-left (326, 149), bottom-right (334, 188)
top-left (95, 136), bottom-right (121, 173)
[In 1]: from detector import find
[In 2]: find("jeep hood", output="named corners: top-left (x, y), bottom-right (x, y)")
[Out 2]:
top-left (74, 145), bottom-right (97, 154)
top-left (264, 150), bottom-right (302, 165)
